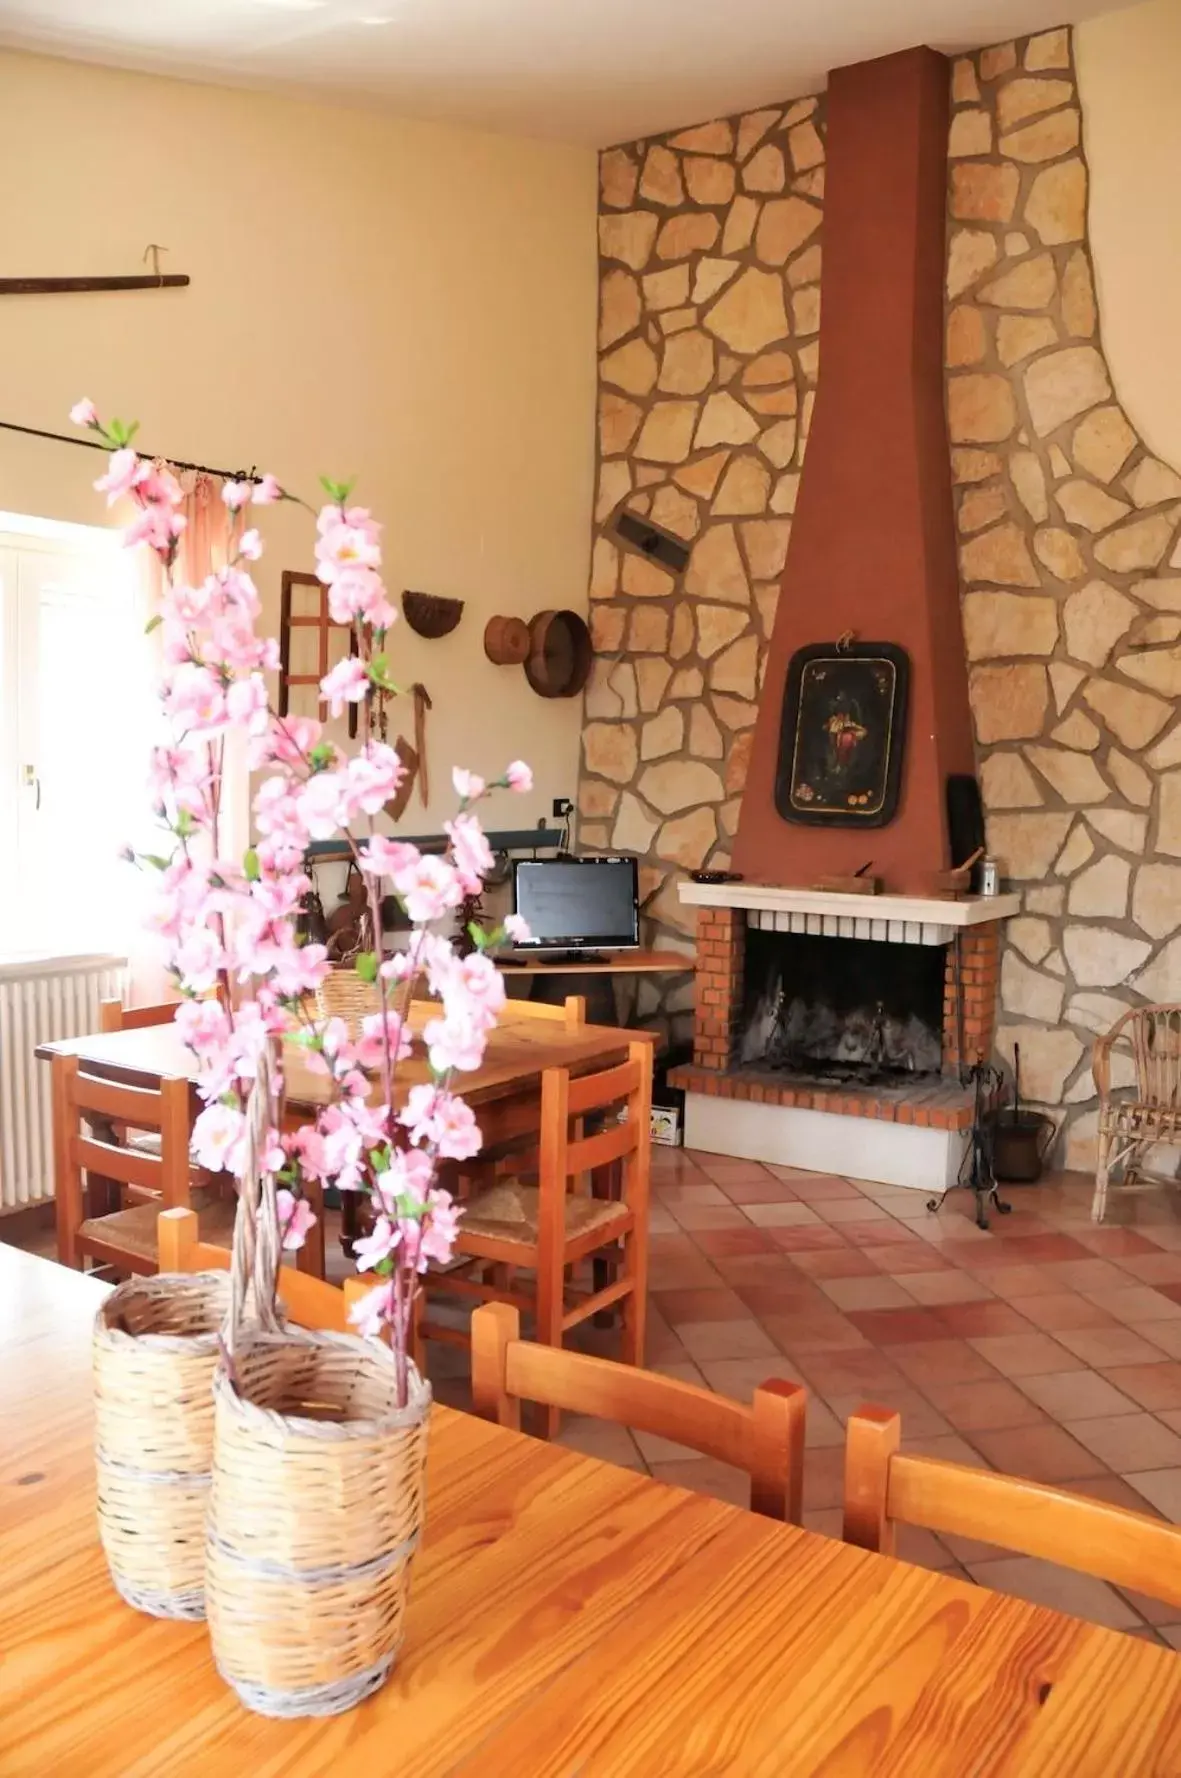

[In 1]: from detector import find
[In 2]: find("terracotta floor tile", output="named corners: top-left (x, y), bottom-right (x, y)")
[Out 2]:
top-left (556, 1415), bottom-right (644, 1470)
top-left (802, 1399), bottom-right (847, 1448)
top-left (1138, 1321), bottom-right (1181, 1360)
top-left (1074, 1227), bottom-right (1163, 1259)
top-left (1117, 1253), bottom-right (1181, 1287)
top-left (966, 1332), bottom-right (1083, 1378)
top-left (715, 1177), bottom-right (802, 1206)
top-left (742, 1201), bottom-right (824, 1228)
top-left (984, 1264), bottom-right (1074, 1301)
top-left (655, 1182), bottom-right (732, 1207)
top-left (1071, 1472), bottom-right (1169, 1513)
top-left (789, 1247), bottom-right (883, 1280)
top-left (1123, 1468), bottom-right (1181, 1522)
top-left (1101, 1363), bottom-right (1181, 1413)
top-left (818, 1275), bottom-right (917, 1313)
top-left (1065, 1412), bottom-right (1181, 1471)
top-left (677, 1318), bottom-right (780, 1363)
top-left (824, 1389), bottom-right (953, 1439)
top-left (840, 1220), bottom-right (925, 1249)
top-left (900, 1431), bottom-right (985, 1467)
top-left (707, 1252), bottom-right (801, 1285)
top-left (734, 1282), bottom-right (830, 1319)
top-left (891, 1339), bottom-right (1001, 1388)
top-left (784, 1174), bottom-right (864, 1202)
top-left (1016, 1370), bottom-right (1140, 1422)
top-left (1141, 1227), bottom-right (1181, 1253)
top-left (845, 1306), bottom-right (958, 1345)
top-left (1054, 1326), bottom-right (1170, 1368)
top-left (815, 1197), bottom-right (897, 1225)
top-left (896, 1270), bottom-right (996, 1306)
top-left (930, 1378), bottom-right (1047, 1434)
top-left (651, 1286), bottom-right (748, 1325)
top-left (933, 1300), bottom-right (1037, 1339)
top-left (648, 1456), bottom-right (751, 1509)
top-left (800, 1444), bottom-right (849, 1511)
top-left (767, 1224), bottom-right (851, 1253)
top-left (690, 1226), bottom-right (779, 1258)
top-left (1014, 1293), bottom-right (1121, 1334)
top-left (698, 1354), bottom-right (805, 1399)
top-left (1081, 1285), bottom-right (1181, 1326)
top-left (968, 1422), bottom-right (1109, 1483)
top-left (864, 1243), bottom-right (953, 1275)
top-left (793, 1347), bottom-right (913, 1397)
top-left (665, 1203), bottom-right (752, 1231)
top-left (966, 1555), bottom-right (1142, 1630)
top-left (763, 1310), bottom-right (870, 1357)
top-left (1046, 1258), bottom-right (1145, 1294)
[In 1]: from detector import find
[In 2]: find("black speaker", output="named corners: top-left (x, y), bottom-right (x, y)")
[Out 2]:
top-left (946, 774), bottom-right (985, 890)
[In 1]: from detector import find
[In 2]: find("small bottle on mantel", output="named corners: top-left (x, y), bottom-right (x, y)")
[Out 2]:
top-left (979, 858), bottom-right (1000, 897)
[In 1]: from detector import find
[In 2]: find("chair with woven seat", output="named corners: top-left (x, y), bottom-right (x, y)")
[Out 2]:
top-left (1091, 1002), bottom-right (1181, 1222)
top-left (472, 1302), bottom-right (806, 1520)
top-left (843, 1405), bottom-right (1181, 1610)
top-left (423, 1039), bottom-right (653, 1432)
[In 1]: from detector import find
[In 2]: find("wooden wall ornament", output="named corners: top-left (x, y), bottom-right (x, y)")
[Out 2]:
top-left (278, 570), bottom-right (358, 740)
top-left (484, 615), bottom-right (530, 665)
top-left (774, 641), bottom-right (910, 828)
top-left (524, 609), bottom-right (592, 699)
top-left (402, 590), bottom-right (463, 638)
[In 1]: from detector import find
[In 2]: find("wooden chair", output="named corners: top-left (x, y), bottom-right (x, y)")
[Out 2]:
top-left (503, 993), bottom-right (587, 1028)
top-left (472, 1302), bottom-right (806, 1521)
top-left (1092, 1003), bottom-right (1181, 1222)
top-left (844, 1406), bottom-right (1181, 1610)
top-left (424, 1041), bottom-right (654, 1431)
top-left (158, 1207), bottom-right (370, 1334)
top-left (52, 1052), bottom-right (236, 1273)
top-left (99, 998), bottom-right (178, 1033)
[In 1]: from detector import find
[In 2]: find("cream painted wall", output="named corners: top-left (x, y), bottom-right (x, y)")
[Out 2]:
top-left (1076, 0), bottom-right (1181, 471)
top-left (0, 50), bottom-right (597, 837)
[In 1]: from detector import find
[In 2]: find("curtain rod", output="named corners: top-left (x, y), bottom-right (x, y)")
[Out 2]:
top-left (0, 416), bottom-right (251, 482)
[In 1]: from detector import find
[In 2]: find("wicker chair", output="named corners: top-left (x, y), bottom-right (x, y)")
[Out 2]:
top-left (1092, 1003), bottom-right (1181, 1223)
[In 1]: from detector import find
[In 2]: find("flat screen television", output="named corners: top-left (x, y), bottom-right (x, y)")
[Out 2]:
top-left (511, 856), bottom-right (639, 956)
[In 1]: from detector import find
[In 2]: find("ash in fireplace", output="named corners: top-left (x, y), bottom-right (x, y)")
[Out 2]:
top-left (739, 941), bottom-right (943, 1084)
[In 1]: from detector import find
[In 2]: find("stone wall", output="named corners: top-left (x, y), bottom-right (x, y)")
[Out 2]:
top-left (947, 29), bottom-right (1181, 1165)
top-left (579, 101), bottom-right (827, 1043)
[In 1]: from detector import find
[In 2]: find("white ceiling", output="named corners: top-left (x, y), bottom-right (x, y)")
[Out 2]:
top-left (0, 0), bottom-right (1137, 145)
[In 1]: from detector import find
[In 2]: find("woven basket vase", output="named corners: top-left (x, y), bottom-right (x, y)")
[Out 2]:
top-left (205, 1044), bottom-right (432, 1719)
top-left (93, 1270), bottom-right (231, 1619)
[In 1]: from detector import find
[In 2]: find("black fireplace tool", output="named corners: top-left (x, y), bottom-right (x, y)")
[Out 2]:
top-left (926, 1057), bottom-right (1011, 1231)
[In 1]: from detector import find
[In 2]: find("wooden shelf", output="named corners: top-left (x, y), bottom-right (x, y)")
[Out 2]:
top-left (497, 948), bottom-right (694, 977)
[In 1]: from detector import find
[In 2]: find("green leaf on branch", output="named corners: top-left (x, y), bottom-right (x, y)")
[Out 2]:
top-left (144, 613), bottom-right (162, 636)
top-left (354, 951), bottom-right (378, 984)
top-left (467, 922), bottom-right (490, 952)
top-left (318, 475), bottom-right (356, 505)
top-left (308, 742), bottom-right (336, 772)
top-left (243, 847), bottom-right (260, 882)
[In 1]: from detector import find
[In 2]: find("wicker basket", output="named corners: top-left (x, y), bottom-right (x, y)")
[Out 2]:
top-left (206, 1332), bottom-right (431, 1717)
top-left (93, 1270), bottom-right (231, 1619)
top-left (205, 1042), bottom-right (432, 1718)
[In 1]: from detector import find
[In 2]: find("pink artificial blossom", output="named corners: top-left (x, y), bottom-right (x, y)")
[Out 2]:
top-left (359, 835), bottom-right (420, 879)
top-left (320, 655), bottom-right (370, 717)
top-left (253, 473), bottom-right (283, 504)
top-left (391, 853), bottom-right (464, 924)
top-left (70, 398), bottom-right (98, 426)
top-left (349, 1279), bottom-right (396, 1339)
top-left (445, 811), bottom-right (494, 894)
top-left (222, 480), bottom-right (254, 511)
top-left (238, 528), bottom-right (263, 562)
top-left (276, 1187), bottom-right (318, 1251)
top-left (94, 448), bottom-right (146, 505)
top-left (190, 1102), bottom-right (247, 1174)
top-left (503, 913), bottom-right (531, 943)
top-left (505, 760), bottom-right (533, 793)
top-left (452, 768), bottom-right (485, 802)
top-left (352, 1214), bottom-right (400, 1272)
top-left (423, 1011), bottom-right (487, 1074)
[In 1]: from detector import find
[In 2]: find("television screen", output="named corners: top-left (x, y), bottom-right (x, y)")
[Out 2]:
top-left (512, 857), bottom-right (639, 951)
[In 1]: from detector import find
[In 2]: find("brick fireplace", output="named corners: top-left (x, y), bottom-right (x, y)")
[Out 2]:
top-left (670, 882), bottom-right (1017, 1188)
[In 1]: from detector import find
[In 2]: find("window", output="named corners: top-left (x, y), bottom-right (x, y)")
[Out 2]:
top-left (0, 514), bottom-right (152, 953)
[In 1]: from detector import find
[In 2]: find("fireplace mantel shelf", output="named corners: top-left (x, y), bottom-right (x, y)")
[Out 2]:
top-left (679, 879), bottom-right (1020, 928)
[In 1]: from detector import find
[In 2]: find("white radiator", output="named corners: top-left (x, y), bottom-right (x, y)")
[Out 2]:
top-left (0, 953), bottom-right (127, 1211)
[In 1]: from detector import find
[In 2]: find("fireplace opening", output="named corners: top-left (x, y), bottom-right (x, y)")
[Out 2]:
top-left (739, 928), bottom-right (946, 1086)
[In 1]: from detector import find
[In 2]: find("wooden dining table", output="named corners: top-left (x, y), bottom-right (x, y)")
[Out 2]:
top-left (3, 1242), bottom-right (1181, 1776)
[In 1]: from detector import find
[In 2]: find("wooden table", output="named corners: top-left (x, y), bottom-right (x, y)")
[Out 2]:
top-left (3, 1244), bottom-right (1181, 1776)
top-left (499, 948), bottom-right (693, 976)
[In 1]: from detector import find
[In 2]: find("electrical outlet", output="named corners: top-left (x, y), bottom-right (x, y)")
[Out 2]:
top-left (552, 796), bottom-right (574, 819)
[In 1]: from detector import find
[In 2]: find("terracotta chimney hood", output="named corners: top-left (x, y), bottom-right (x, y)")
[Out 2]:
top-left (732, 45), bottom-right (975, 894)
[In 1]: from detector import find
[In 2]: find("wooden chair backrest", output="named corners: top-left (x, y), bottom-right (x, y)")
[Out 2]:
top-left (505, 994), bottom-right (587, 1029)
top-left (157, 1208), bottom-right (372, 1335)
top-left (1095, 1003), bottom-right (1181, 1106)
top-left (472, 1302), bottom-right (805, 1521)
top-left (99, 999), bottom-right (178, 1033)
top-left (54, 1052), bottom-right (191, 1204)
top-left (543, 1038), bottom-right (652, 1183)
top-left (844, 1406), bottom-right (1181, 1609)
